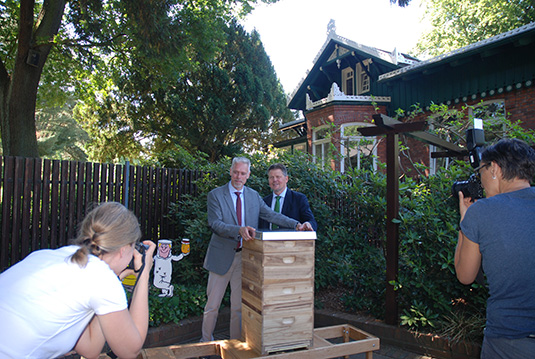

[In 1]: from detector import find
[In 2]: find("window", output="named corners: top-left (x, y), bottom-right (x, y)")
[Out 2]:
top-left (428, 143), bottom-right (451, 176)
top-left (342, 67), bottom-right (354, 96)
top-left (312, 127), bottom-right (331, 168)
top-left (340, 124), bottom-right (377, 172)
top-left (356, 60), bottom-right (372, 95)
top-left (426, 121), bottom-right (451, 175)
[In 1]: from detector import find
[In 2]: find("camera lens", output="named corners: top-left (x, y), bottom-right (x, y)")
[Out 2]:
top-left (452, 174), bottom-right (484, 200)
top-left (127, 243), bottom-right (148, 270)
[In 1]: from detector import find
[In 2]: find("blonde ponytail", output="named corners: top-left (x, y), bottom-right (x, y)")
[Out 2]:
top-left (71, 202), bottom-right (141, 267)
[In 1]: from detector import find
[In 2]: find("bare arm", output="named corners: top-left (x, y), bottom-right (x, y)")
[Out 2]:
top-left (75, 240), bottom-right (156, 359)
top-left (454, 191), bottom-right (482, 284)
top-left (454, 230), bottom-right (481, 284)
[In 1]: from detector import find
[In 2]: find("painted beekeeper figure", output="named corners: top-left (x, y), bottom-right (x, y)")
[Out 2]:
top-left (153, 239), bottom-right (188, 297)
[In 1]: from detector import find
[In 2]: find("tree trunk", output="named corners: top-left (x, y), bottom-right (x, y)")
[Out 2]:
top-left (0, 0), bottom-right (66, 157)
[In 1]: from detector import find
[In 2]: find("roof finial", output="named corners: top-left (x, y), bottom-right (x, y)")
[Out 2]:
top-left (327, 19), bottom-right (336, 36)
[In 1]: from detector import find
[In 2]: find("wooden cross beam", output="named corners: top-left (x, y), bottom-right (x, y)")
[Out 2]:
top-left (358, 116), bottom-right (427, 136)
top-left (358, 114), bottom-right (463, 325)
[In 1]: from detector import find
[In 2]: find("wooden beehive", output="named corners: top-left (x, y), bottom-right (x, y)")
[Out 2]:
top-left (242, 231), bottom-right (316, 355)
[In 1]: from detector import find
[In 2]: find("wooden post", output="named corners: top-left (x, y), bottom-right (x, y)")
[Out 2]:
top-left (385, 132), bottom-right (399, 325)
top-left (358, 114), bottom-right (465, 326)
top-left (358, 114), bottom-right (428, 326)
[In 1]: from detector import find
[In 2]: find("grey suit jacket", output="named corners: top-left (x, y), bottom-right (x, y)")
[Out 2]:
top-left (204, 183), bottom-right (299, 275)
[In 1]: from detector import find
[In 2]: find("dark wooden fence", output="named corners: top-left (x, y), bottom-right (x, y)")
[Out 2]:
top-left (0, 156), bottom-right (204, 272)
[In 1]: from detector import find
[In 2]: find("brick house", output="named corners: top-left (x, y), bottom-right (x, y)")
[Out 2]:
top-left (281, 22), bottom-right (535, 175)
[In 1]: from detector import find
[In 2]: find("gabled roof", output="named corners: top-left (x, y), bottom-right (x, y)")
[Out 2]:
top-left (287, 31), bottom-right (418, 111)
top-left (379, 22), bottom-right (535, 83)
top-left (377, 22), bottom-right (535, 112)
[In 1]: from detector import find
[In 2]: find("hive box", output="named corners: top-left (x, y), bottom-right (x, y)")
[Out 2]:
top-left (242, 231), bottom-right (316, 355)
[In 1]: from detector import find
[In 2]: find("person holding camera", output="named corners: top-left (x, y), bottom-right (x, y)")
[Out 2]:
top-left (0, 202), bottom-right (156, 359)
top-left (455, 138), bottom-right (535, 359)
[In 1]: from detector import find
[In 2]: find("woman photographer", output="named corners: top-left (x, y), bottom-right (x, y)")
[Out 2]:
top-left (455, 138), bottom-right (535, 358)
top-left (0, 202), bottom-right (156, 359)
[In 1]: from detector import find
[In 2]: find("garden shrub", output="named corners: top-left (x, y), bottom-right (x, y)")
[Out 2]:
top-left (148, 284), bottom-right (206, 327)
top-left (395, 163), bottom-right (488, 330)
top-left (161, 149), bottom-right (490, 338)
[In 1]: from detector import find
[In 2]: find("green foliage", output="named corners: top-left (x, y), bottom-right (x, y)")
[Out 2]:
top-left (318, 227), bottom-right (386, 318)
top-left (415, 0), bottom-right (535, 57)
top-left (148, 284), bottom-right (205, 327)
top-left (168, 195), bottom-right (211, 286)
top-left (160, 114), bottom-right (535, 335)
top-left (1, 0), bottom-right (284, 158)
top-left (164, 150), bottom-right (489, 334)
top-left (145, 21), bottom-right (293, 162)
top-left (75, 18), bottom-right (292, 163)
top-left (400, 302), bottom-right (439, 329)
top-left (36, 97), bottom-right (89, 161)
top-left (391, 163), bottom-right (490, 331)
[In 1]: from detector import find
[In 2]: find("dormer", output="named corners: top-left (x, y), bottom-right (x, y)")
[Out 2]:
top-left (287, 21), bottom-right (419, 112)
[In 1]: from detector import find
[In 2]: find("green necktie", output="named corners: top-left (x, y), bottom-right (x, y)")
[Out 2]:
top-left (272, 195), bottom-right (281, 230)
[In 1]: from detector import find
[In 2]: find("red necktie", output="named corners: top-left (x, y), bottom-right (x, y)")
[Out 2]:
top-left (235, 192), bottom-right (242, 226)
top-left (235, 192), bottom-right (242, 250)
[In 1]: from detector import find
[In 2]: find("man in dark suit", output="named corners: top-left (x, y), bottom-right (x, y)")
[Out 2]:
top-left (201, 157), bottom-right (308, 343)
top-left (259, 163), bottom-right (317, 231)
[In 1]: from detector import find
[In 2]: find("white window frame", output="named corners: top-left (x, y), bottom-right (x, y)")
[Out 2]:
top-left (341, 67), bottom-right (355, 96)
top-left (425, 117), bottom-right (452, 176)
top-left (356, 59), bottom-right (372, 95)
top-left (312, 126), bottom-right (331, 169)
top-left (340, 123), bottom-right (377, 173)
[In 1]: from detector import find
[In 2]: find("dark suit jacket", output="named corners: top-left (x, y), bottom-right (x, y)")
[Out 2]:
top-left (204, 183), bottom-right (299, 275)
top-left (259, 188), bottom-right (318, 231)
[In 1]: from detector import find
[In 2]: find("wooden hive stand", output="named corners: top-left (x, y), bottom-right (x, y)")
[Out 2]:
top-left (140, 324), bottom-right (380, 358)
top-left (139, 231), bottom-right (380, 358)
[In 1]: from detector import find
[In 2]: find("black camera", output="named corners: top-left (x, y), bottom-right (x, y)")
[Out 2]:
top-left (452, 127), bottom-right (485, 201)
top-left (452, 173), bottom-right (484, 200)
top-left (135, 242), bottom-right (149, 254)
top-left (127, 242), bottom-right (149, 272)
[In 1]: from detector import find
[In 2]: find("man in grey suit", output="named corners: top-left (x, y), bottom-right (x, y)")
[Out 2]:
top-left (202, 157), bottom-right (307, 343)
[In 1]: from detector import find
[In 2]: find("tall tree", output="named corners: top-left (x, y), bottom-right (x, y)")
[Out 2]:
top-left (414, 0), bottom-right (535, 57)
top-left (0, 0), bottom-right (66, 157)
top-left (79, 20), bottom-right (293, 163)
top-left (158, 21), bottom-right (294, 162)
top-left (36, 96), bottom-right (89, 160)
top-left (0, 0), bottom-right (277, 157)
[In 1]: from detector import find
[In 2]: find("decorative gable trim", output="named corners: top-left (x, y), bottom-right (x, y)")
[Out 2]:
top-left (289, 32), bottom-right (419, 107)
top-left (327, 44), bottom-right (351, 62)
top-left (306, 83), bottom-right (391, 110)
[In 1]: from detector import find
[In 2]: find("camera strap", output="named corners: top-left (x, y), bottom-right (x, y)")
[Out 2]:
top-left (106, 254), bottom-right (145, 359)
top-left (107, 254), bottom-right (148, 359)
top-left (128, 253), bottom-right (147, 308)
